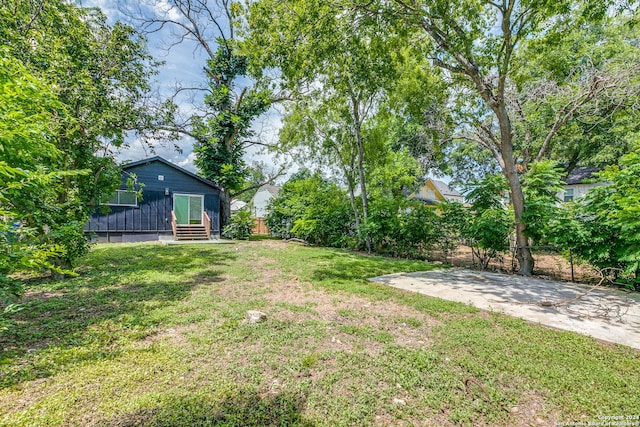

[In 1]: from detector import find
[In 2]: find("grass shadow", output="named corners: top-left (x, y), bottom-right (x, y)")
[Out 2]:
top-left (101, 389), bottom-right (314, 427)
top-left (0, 244), bottom-right (236, 389)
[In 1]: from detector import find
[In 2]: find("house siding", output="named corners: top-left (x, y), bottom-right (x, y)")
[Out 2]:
top-left (252, 189), bottom-right (273, 218)
top-left (556, 182), bottom-right (606, 201)
top-left (413, 180), bottom-right (464, 204)
top-left (86, 159), bottom-right (221, 236)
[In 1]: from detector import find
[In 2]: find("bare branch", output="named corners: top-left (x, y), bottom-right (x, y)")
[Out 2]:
top-left (535, 67), bottom-right (635, 161)
top-left (230, 165), bottom-right (288, 198)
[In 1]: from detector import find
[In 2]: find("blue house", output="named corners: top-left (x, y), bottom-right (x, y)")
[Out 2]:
top-left (86, 156), bottom-right (222, 242)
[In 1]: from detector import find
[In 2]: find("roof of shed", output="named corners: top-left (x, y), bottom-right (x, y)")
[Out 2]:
top-left (230, 199), bottom-right (247, 211)
top-left (260, 184), bottom-right (281, 197)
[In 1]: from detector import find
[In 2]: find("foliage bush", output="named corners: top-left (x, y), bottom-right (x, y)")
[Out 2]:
top-left (463, 175), bottom-right (513, 268)
top-left (521, 160), bottom-right (565, 244)
top-left (363, 199), bottom-right (442, 259)
top-left (544, 147), bottom-right (640, 289)
top-left (361, 198), bottom-right (404, 254)
top-left (266, 167), bottom-right (579, 272)
top-left (266, 171), bottom-right (354, 246)
top-left (223, 210), bottom-right (254, 240)
top-left (435, 201), bottom-right (469, 260)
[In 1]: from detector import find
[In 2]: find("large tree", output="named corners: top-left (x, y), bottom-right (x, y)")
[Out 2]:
top-left (511, 12), bottom-right (640, 169)
top-left (0, 50), bottom-right (75, 304)
top-left (364, 0), bottom-right (639, 274)
top-left (249, 0), bottom-right (442, 250)
top-left (1, 0), bottom-right (162, 268)
top-left (131, 0), bottom-right (284, 227)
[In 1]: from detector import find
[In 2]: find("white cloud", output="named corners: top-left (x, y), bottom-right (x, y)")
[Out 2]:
top-left (153, 0), bottom-right (182, 22)
top-left (174, 151), bottom-right (198, 172)
top-left (115, 135), bottom-right (195, 167)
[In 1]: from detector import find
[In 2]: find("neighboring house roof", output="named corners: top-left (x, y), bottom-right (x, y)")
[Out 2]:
top-left (430, 179), bottom-right (462, 198)
top-left (251, 184), bottom-right (281, 218)
top-left (261, 184), bottom-right (281, 197)
top-left (563, 166), bottom-right (601, 185)
top-left (412, 178), bottom-right (462, 204)
top-left (230, 199), bottom-right (247, 211)
top-left (122, 156), bottom-right (223, 191)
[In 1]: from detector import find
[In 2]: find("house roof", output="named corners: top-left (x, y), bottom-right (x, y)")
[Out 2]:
top-left (413, 197), bottom-right (439, 206)
top-left (429, 179), bottom-right (462, 198)
top-left (564, 166), bottom-right (601, 185)
top-left (260, 184), bottom-right (281, 197)
top-left (230, 199), bottom-right (247, 211)
top-left (122, 156), bottom-right (223, 191)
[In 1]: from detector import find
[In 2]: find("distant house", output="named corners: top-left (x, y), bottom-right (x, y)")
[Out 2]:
top-left (230, 199), bottom-right (248, 212)
top-left (251, 184), bottom-right (281, 218)
top-left (251, 184), bottom-right (281, 234)
top-left (557, 166), bottom-right (605, 202)
top-left (86, 156), bottom-right (222, 242)
top-left (412, 179), bottom-right (464, 205)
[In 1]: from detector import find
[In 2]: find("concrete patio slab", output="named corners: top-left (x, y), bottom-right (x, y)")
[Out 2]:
top-left (369, 268), bottom-right (640, 350)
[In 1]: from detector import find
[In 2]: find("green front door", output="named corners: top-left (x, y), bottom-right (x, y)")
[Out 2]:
top-left (174, 194), bottom-right (203, 225)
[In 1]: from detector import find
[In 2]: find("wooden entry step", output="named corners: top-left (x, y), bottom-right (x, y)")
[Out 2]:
top-left (175, 224), bottom-right (209, 240)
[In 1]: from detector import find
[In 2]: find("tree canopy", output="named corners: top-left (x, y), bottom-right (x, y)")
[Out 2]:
top-left (248, 0), bottom-right (640, 274)
top-left (1, 0), bottom-right (161, 310)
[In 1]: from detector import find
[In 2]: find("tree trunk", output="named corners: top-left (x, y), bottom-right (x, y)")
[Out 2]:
top-left (351, 97), bottom-right (371, 252)
top-left (332, 143), bottom-right (361, 232)
top-left (220, 188), bottom-right (231, 232)
top-left (345, 176), bottom-right (361, 231)
top-left (496, 106), bottom-right (534, 275)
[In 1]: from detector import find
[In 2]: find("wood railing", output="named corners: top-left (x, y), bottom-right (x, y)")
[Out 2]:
top-left (171, 211), bottom-right (177, 240)
top-left (203, 211), bottom-right (211, 239)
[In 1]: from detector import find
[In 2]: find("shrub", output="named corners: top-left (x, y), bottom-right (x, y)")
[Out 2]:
top-left (223, 210), bottom-right (253, 240)
top-left (463, 174), bottom-right (513, 269)
top-left (266, 171), bottom-right (354, 246)
top-left (550, 147), bottom-right (640, 289)
top-left (435, 201), bottom-right (469, 259)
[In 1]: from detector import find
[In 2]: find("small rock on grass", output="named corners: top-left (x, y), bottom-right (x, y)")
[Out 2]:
top-left (243, 310), bottom-right (267, 324)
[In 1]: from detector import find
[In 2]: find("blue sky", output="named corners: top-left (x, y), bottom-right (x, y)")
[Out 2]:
top-left (83, 0), bottom-right (285, 175)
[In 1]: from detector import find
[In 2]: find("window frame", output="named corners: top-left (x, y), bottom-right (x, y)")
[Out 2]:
top-left (563, 188), bottom-right (574, 202)
top-left (107, 189), bottom-right (139, 207)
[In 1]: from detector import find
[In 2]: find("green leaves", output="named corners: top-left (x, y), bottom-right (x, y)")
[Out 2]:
top-left (223, 210), bottom-right (254, 240)
top-left (266, 171), bottom-right (353, 246)
top-left (592, 147), bottom-right (640, 281)
top-left (521, 161), bottom-right (565, 243)
top-left (1, 0), bottom-right (161, 309)
top-left (461, 174), bottom-right (513, 267)
top-left (194, 45), bottom-right (271, 196)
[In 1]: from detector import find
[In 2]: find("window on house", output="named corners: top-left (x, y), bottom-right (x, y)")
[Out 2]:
top-left (107, 190), bottom-right (138, 206)
top-left (564, 188), bottom-right (574, 202)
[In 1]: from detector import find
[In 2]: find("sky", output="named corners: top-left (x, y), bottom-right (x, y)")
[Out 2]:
top-left (82, 0), bottom-right (286, 176)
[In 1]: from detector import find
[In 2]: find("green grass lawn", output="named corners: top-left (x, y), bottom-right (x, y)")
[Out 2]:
top-left (1, 240), bottom-right (638, 426)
